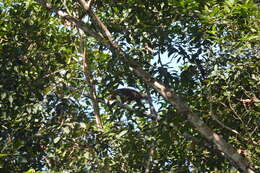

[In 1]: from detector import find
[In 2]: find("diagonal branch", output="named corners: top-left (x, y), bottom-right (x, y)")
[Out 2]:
top-left (78, 0), bottom-right (92, 11)
top-left (36, 0), bottom-right (104, 43)
top-left (78, 0), bottom-right (115, 45)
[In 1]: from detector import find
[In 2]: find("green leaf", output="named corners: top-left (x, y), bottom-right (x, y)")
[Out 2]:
top-left (1, 93), bottom-right (7, 100)
top-left (8, 95), bottom-right (13, 105)
top-left (24, 168), bottom-right (36, 173)
top-left (54, 137), bottom-right (61, 144)
top-left (63, 127), bottom-right (70, 134)
top-left (116, 130), bottom-right (128, 139)
top-left (0, 154), bottom-right (8, 158)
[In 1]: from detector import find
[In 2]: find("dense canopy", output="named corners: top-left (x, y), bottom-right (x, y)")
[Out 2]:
top-left (0, 0), bottom-right (259, 172)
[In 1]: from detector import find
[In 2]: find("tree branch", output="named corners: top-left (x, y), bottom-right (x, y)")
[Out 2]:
top-left (36, 0), bottom-right (104, 43)
top-left (78, 0), bottom-right (115, 45)
top-left (78, 0), bottom-right (92, 11)
top-left (81, 37), bottom-right (103, 128)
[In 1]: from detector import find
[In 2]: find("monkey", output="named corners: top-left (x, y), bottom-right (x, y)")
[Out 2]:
top-left (109, 88), bottom-right (149, 104)
top-left (108, 88), bottom-right (158, 118)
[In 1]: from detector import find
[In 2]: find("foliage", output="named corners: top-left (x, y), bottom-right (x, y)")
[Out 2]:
top-left (0, 0), bottom-right (259, 172)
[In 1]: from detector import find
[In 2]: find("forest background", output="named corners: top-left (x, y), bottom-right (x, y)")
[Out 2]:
top-left (0, 0), bottom-right (259, 172)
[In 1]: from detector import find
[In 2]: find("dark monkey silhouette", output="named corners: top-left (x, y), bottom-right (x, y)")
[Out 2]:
top-left (109, 88), bottom-right (157, 117)
top-left (110, 88), bottom-right (148, 104)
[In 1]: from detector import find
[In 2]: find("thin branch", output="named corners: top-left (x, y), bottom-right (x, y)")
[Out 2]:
top-left (240, 98), bottom-right (260, 103)
top-left (78, 0), bottom-right (92, 11)
top-left (211, 111), bottom-right (239, 135)
top-left (209, 88), bottom-right (239, 135)
top-left (81, 37), bottom-right (103, 128)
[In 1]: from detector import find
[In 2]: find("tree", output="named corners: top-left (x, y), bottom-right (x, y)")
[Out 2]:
top-left (0, 0), bottom-right (259, 172)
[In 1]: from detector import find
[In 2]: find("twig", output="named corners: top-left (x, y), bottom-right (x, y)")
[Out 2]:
top-left (209, 87), bottom-right (239, 135)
